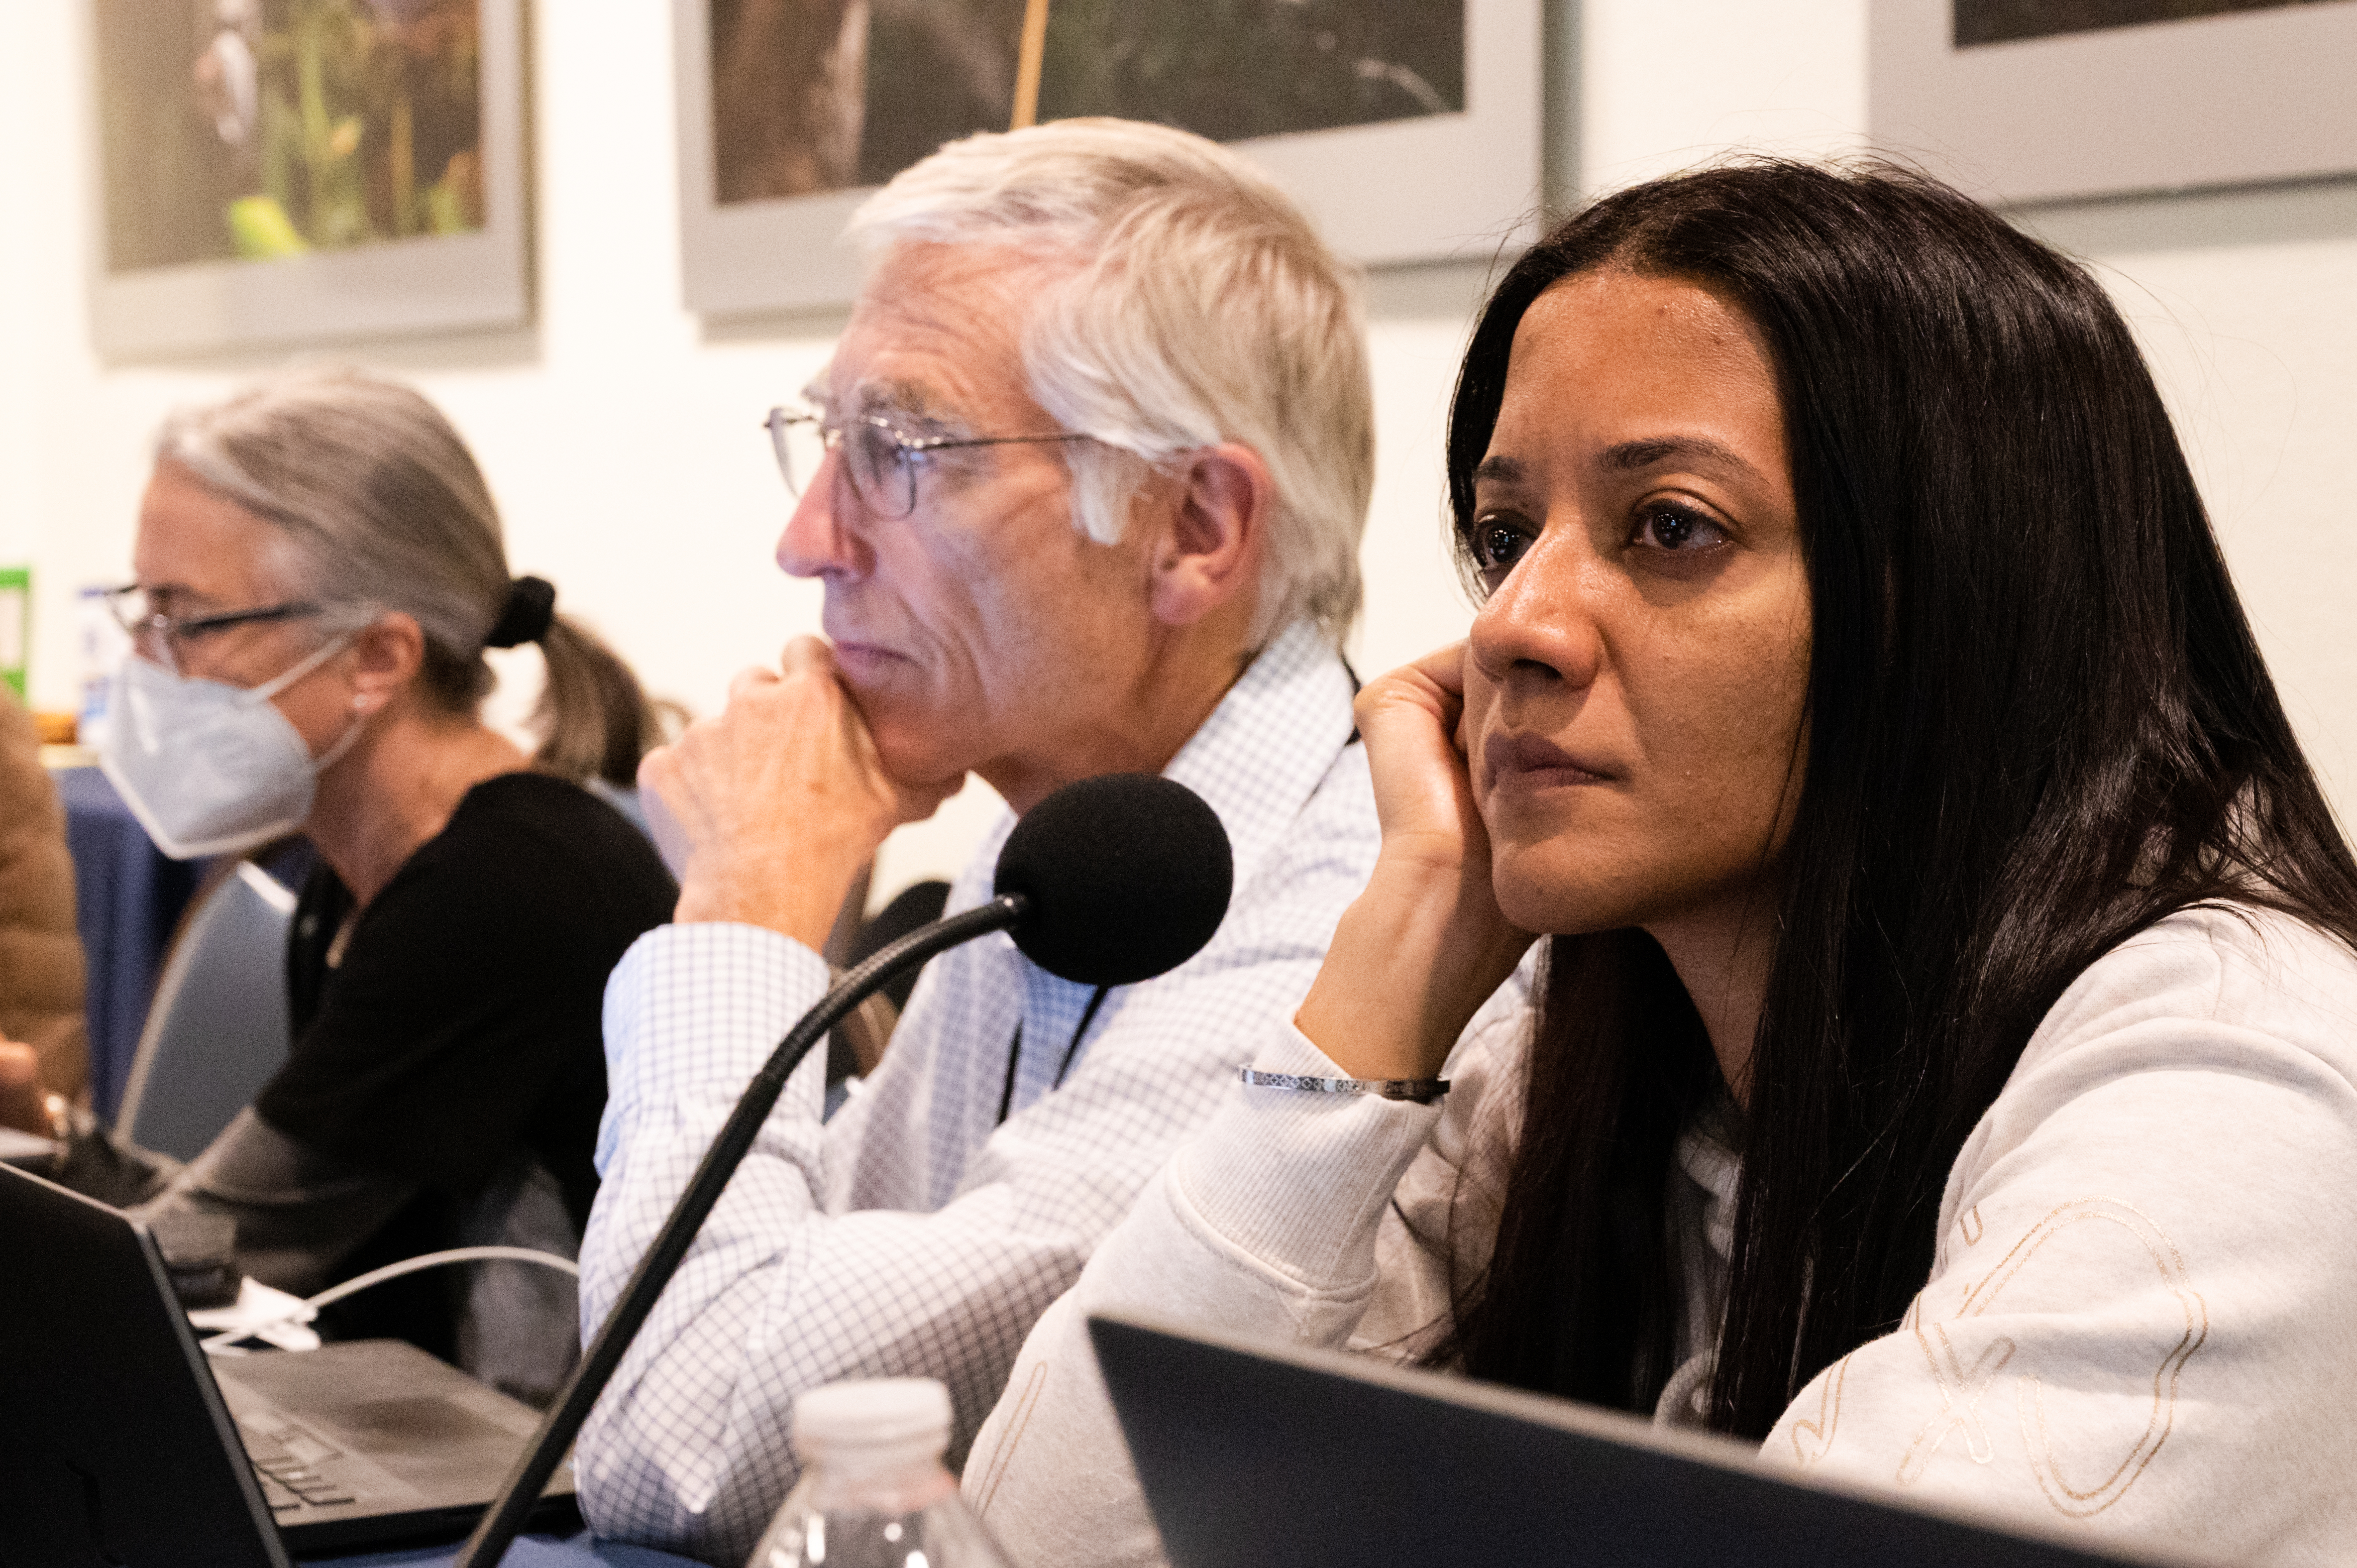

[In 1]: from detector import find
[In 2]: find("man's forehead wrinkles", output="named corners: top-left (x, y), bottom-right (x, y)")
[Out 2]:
top-left (869, 248), bottom-right (1038, 340)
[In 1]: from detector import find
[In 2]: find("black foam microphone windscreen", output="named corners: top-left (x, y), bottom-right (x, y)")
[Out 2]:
top-left (995, 773), bottom-right (1233, 986)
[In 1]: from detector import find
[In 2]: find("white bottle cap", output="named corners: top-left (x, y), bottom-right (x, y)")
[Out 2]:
top-left (791, 1378), bottom-right (953, 1463)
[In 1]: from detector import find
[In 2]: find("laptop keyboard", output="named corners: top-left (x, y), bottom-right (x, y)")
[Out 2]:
top-left (237, 1411), bottom-right (360, 1513)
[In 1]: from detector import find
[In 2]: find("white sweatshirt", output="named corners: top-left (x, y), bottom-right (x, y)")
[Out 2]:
top-left (962, 906), bottom-right (2357, 1568)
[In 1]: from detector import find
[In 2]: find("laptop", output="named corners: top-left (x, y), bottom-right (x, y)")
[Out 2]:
top-left (0, 1161), bottom-right (575, 1563)
top-left (1089, 1310), bottom-right (2198, 1568)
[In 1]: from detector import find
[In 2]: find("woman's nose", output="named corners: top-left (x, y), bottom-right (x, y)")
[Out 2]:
top-left (775, 453), bottom-right (869, 580)
top-left (1468, 526), bottom-right (1603, 693)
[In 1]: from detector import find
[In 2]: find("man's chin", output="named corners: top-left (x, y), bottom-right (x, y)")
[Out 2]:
top-left (870, 728), bottom-right (972, 804)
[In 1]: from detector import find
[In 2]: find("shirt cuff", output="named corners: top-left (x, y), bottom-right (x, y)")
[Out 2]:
top-left (597, 923), bottom-right (833, 1166)
top-left (1170, 1021), bottom-right (1445, 1291)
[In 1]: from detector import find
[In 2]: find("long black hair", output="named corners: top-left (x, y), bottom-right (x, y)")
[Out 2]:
top-left (1442, 161), bottom-right (2357, 1437)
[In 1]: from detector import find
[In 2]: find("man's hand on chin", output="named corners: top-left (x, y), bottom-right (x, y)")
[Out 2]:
top-left (639, 636), bottom-right (959, 950)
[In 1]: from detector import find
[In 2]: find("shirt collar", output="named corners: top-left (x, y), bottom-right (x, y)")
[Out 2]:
top-left (1159, 619), bottom-right (1357, 895)
top-left (943, 619), bottom-right (1358, 914)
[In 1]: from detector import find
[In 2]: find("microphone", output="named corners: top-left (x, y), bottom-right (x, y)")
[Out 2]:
top-left (995, 772), bottom-right (1233, 985)
top-left (458, 773), bottom-right (1232, 1566)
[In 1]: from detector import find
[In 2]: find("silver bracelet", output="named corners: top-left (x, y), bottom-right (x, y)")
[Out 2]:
top-left (1239, 1067), bottom-right (1449, 1104)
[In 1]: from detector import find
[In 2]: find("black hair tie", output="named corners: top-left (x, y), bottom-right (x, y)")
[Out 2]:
top-left (485, 575), bottom-right (557, 648)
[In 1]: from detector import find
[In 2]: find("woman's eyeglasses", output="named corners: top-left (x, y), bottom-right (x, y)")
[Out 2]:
top-left (764, 404), bottom-right (1093, 520)
top-left (104, 585), bottom-right (325, 676)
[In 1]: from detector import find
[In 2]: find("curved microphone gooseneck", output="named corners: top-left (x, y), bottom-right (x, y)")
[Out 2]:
top-left (458, 774), bottom-right (1233, 1567)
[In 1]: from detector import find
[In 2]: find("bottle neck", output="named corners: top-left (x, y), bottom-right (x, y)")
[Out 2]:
top-left (801, 1440), bottom-right (958, 1515)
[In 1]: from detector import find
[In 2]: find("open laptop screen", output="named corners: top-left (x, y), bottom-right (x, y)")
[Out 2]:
top-left (0, 1162), bottom-right (285, 1567)
top-left (1090, 1311), bottom-right (2185, 1568)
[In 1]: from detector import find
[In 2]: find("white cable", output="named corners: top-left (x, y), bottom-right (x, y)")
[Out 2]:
top-left (199, 1245), bottom-right (581, 1355)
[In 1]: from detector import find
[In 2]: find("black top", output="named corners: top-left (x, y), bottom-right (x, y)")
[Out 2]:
top-left (253, 772), bottom-right (674, 1351)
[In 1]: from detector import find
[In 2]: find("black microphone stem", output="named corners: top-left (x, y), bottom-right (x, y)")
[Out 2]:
top-left (458, 893), bottom-right (1030, 1568)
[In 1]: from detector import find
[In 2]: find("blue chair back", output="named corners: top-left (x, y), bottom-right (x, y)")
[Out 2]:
top-left (115, 863), bottom-right (295, 1162)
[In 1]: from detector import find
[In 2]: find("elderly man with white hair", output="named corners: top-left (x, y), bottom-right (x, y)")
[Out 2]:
top-left (575, 119), bottom-right (1381, 1558)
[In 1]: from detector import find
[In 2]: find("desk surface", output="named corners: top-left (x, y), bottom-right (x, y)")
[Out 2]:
top-left (304, 1531), bottom-right (701, 1567)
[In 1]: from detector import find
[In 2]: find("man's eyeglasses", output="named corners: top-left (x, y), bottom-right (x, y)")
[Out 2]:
top-left (765, 405), bottom-right (1093, 521)
top-left (104, 585), bottom-right (325, 676)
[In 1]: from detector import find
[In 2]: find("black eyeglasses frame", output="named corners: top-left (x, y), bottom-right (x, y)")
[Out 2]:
top-left (104, 585), bottom-right (327, 674)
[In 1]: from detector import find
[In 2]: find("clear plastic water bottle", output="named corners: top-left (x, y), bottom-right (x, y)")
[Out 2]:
top-left (746, 1378), bottom-right (1013, 1568)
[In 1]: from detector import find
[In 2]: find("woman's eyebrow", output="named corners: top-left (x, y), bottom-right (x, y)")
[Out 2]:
top-left (139, 582), bottom-right (213, 611)
top-left (1473, 454), bottom-right (1527, 486)
top-left (1602, 435), bottom-right (1759, 477)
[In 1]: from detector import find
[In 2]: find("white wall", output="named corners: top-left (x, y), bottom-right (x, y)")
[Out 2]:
top-left (4, 2), bottom-right (2352, 900)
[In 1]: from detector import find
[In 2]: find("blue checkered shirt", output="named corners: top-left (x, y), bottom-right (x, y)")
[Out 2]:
top-left (574, 621), bottom-right (1376, 1560)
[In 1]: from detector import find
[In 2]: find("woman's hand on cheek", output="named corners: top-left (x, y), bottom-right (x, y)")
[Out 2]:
top-left (1356, 642), bottom-right (1487, 875)
top-left (1298, 644), bottom-right (1536, 1083)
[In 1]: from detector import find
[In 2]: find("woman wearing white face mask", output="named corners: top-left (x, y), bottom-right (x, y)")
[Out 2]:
top-left (47, 365), bottom-right (676, 1406)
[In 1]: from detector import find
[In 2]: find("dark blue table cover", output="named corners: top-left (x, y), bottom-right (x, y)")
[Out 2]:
top-left (53, 765), bottom-right (200, 1121)
top-left (302, 1531), bottom-right (703, 1567)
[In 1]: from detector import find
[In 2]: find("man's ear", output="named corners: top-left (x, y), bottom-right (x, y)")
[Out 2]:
top-left (1149, 442), bottom-right (1272, 628)
top-left (347, 611), bottom-right (427, 715)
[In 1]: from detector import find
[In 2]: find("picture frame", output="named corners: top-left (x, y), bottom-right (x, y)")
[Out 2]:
top-left (1870, 0), bottom-right (2357, 205)
top-left (675, 0), bottom-right (1543, 316)
top-left (85, 0), bottom-right (530, 360)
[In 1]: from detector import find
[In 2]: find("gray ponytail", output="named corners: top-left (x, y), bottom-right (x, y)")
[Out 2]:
top-left (531, 612), bottom-right (673, 786)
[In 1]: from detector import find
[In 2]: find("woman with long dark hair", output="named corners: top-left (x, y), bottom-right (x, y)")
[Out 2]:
top-left (962, 161), bottom-right (2357, 1564)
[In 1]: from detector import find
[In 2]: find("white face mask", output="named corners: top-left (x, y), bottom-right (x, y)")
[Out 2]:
top-left (99, 635), bottom-right (361, 859)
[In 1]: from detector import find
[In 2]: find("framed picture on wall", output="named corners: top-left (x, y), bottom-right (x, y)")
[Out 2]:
top-left (1871, 0), bottom-right (2357, 205)
top-left (86, 0), bottom-right (529, 359)
top-left (675, 0), bottom-right (1544, 315)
